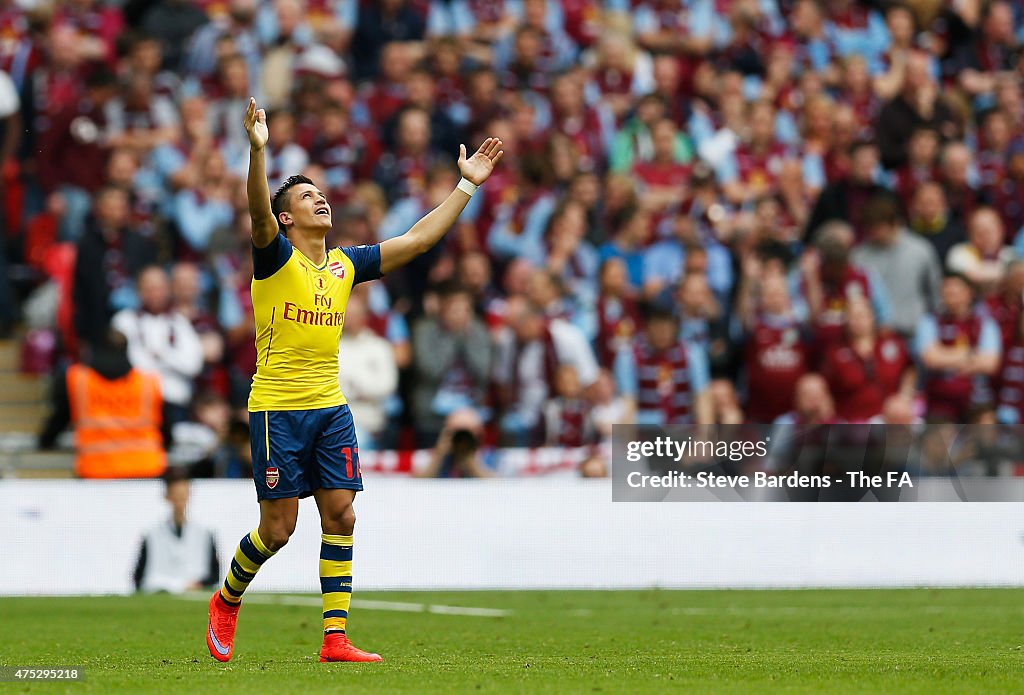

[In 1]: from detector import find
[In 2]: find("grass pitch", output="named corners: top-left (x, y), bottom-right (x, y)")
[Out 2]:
top-left (2, 589), bottom-right (1023, 694)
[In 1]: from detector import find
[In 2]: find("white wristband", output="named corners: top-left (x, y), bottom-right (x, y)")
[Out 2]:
top-left (457, 177), bottom-right (479, 196)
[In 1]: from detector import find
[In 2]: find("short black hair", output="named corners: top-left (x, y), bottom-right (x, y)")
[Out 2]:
top-left (943, 271), bottom-right (976, 296)
top-left (271, 174), bottom-right (314, 232)
top-left (862, 193), bottom-right (903, 228)
top-left (644, 303), bottom-right (679, 326)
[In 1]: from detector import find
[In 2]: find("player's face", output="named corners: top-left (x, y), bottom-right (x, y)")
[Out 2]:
top-left (287, 183), bottom-right (332, 232)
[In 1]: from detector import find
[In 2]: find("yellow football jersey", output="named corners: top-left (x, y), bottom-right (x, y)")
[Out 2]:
top-left (248, 234), bottom-right (382, 412)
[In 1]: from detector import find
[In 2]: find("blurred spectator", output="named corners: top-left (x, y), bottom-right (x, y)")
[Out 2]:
top-left (598, 206), bottom-right (652, 292)
top-left (773, 373), bottom-right (838, 425)
top-left (587, 368), bottom-right (628, 442)
top-left (494, 298), bottom-right (599, 445)
top-left (593, 257), bottom-right (640, 369)
top-left (948, 1), bottom-right (1018, 98)
top-left (806, 140), bottom-right (888, 241)
top-left (802, 221), bottom-right (891, 352)
top-left (643, 210), bottom-right (732, 305)
top-left (737, 270), bottom-right (809, 424)
top-left (614, 307), bottom-right (711, 425)
top-left (938, 141), bottom-right (981, 230)
top-left (610, 94), bottom-right (686, 173)
top-left (578, 455), bottom-right (608, 478)
top-left (630, 116), bottom-right (690, 211)
top-left (875, 50), bottom-right (958, 170)
top-left (892, 127), bottom-right (940, 209)
top-left (338, 292), bottom-right (398, 450)
top-left (112, 266), bottom-right (204, 425)
top-left (541, 364), bottom-right (596, 447)
top-left (351, 2), bottom-right (426, 82)
top-left (171, 149), bottom-right (235, 255)
top-left (38, 329), bottom-right (167, 479)
top-left (36, 66), bottom-right (120, 242)
top-left (171, 262), bottom-right (224, 372)
top-left (72, 186), bottom-right (161, 345)
top-left (851, 194), bottom-right (942, 337)
top-left (133, 468), bottom-right (219, 593)
top-left (540, 200), bottom-right (598, 307)
top-left (708, 380), bottom-right (744, 425)
top-left (946, 207), bottom-right (1015, 297)
top-left (907, 181), bottom-right (965, 265)
top-left (984, 260), bottom-right (1024, 351)
top-left (138, 1), bottom-right (209, 71)
top-left (674, 272), bottom-right (732, 377)
top-left (373, 106), bottom-right (446, 204)
top-left (412, 283), bottom-right (491, 445)
top-left (387, 65), bottom-right (460, 156)
top-left (820, 298), bottom-right (914, 422)
top-left (186, 0), bottom-right (262, 83)
top-left (915, 273), bottom-right (1001, 422)
top-left (105, 72), bottom-right (180, 153)
top-left (420, 409), bottom-right (492, 478)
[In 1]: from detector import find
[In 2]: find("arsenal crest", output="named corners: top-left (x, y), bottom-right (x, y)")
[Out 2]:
top-left (266, 466), bottom-right (279, 489)
top-left (329, 261), bottom-right (346, 280)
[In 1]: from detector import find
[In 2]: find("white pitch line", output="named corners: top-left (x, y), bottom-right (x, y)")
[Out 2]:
top-left (177, 592), bottom-right (510, 617)
top-left (427, 604), bottom-right (510, 617)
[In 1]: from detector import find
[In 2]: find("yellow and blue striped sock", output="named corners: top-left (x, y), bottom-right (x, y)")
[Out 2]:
top-left (220, 529), bottom-right (276, 605)
top-left (320, 533), bottom-right (353, 634)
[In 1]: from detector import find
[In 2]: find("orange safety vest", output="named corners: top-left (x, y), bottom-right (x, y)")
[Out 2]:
top-left (66, 364), bottom-right (167, 479)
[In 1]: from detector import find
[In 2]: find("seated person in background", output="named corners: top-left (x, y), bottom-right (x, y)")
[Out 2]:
top-left (946, 207), bottom-right (1015, 298)
top-left (614, 307), bottom-right (712, 425)
top-left (772, 373), bottom-right (838, 426)
top-left (133, 468), bottom-right (220, 593)
top-left (915, 273), bottom-right (1001, 423)
top-left (820, 298), bottom-right (915, 423)
top-left (708, 380), bottom-right (744, 425)
top-left (419, 409), bottom-right (493, 478)
top-left (38, 329), bottom-right (168, 480)
top-left (493, 298), bottom-right (599, 445)
top-left (541, 364), bottom-right (597, 448)
top-left (587, 368), bottom-right (629, 443)
top-left (112, 265), bottom-right (204, 427)
top-left (737, 269), bottom-right (809, 424)
top-left (338, 293), bottom-right (398, 450)
top-left (801, 221), bottom-right (890, 355)
top-left (412, 282), bottom-right (492, 446)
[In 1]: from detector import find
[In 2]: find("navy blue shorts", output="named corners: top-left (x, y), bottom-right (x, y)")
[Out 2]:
top-left (249, 405), bottom-right (363, 500)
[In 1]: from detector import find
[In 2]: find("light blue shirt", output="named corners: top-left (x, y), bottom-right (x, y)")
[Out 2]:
top-left (641, 239), bottom-right (734, 305)
top-left (913, 313), bottom-right (1001, 360)
top-left (172, 190), bottom-right (234, 253)
top-left (488, 194), bottom-right (557, 262)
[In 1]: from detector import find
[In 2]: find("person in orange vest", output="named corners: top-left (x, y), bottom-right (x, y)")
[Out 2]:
top-left (38, 329), bottom-right (168, 479)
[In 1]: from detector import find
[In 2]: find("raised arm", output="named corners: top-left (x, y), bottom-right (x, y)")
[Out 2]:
top-left (243, 97), bottom-right (279, 249)
top-left (379, 138), bottom-right (503, 275)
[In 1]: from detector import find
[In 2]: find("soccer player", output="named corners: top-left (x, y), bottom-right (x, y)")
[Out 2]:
top-left (206, 98), bottom-right (503, 664)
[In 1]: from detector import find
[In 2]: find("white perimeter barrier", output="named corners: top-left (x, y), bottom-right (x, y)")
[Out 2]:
top-left (1, 479), bottom-right (1023, 594)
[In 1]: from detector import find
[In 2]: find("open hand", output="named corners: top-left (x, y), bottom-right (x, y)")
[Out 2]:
top-left (458, 137), bottom-right (504, 186)
top-left (243, 97), bottom-right (269, 150)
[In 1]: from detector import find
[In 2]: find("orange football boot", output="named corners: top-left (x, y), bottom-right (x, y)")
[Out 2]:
top-left (206, 591), bottom-right (240, 662)
top-left (319, 632), bottom-right (383, 663)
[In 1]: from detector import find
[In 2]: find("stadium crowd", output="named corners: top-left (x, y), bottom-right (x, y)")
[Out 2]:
top-left (4, 0), bottom-right (1024, 475)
